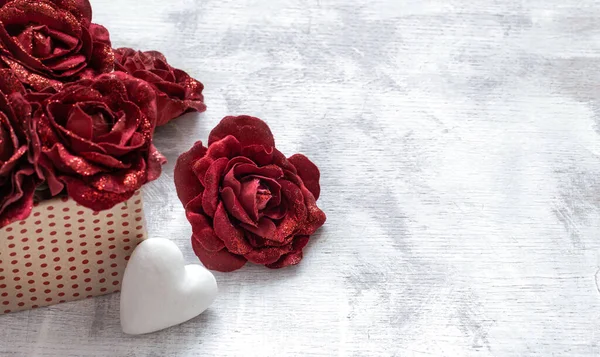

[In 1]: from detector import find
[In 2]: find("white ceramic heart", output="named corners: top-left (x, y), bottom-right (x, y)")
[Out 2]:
top-left (120, 238), bottom-right (218, 335)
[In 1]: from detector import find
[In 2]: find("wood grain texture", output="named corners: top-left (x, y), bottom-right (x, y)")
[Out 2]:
top-left (2, 0), bottom-right (600, 356)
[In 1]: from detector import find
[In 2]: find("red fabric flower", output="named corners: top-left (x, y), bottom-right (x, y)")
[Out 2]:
top-left (0, 69), bottom-right (40, 228)
top-left (0, 0), bottom-right (114, 91)
top-left (175, 116), bottom-right (326, 272)
top-left (30, 72), bottom-right (166, 211)
top-left (114, 48), bottom-right (206, 127)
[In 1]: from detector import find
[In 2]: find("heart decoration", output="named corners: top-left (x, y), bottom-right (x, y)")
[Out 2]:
top-left (120, 238), bottom-right (218, 335)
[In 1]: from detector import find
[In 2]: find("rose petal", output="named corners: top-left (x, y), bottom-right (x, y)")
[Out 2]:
top-left (220, 186), bottom-right (255, 226)
top-left (192, 239), bottom-right (247, 273)
top-left (240, 217), bottom-right (277, 241)
top-left (61, 176), bottom-right (134, 211)
top-left (265, 236), bottom-right (310, 269)
top-left (174, 140), bottom-right (207, 206)
top-left (244, 246), bottom-right (289, 265)
top-left (201, 157), bottom-right (229, 217)
top-left (288, 154), bottom-right (321, 200)
top-left (208, 116), bottom-right (275, 149)
top-left (187, 210), bottom-right (225, 252)
top-left (213, 202), bottom-right (253, 255)
top-left (44, 143), bottom-right (104, 176)
top-left (296, 184), bottom-right (327, 236)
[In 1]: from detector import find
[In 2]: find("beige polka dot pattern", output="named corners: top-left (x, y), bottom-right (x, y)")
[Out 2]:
top-left (0, 191), bottom-right (147, 314)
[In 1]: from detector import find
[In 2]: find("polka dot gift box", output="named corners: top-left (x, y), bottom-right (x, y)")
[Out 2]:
top-left (0, 192), bottom-right (147, 314)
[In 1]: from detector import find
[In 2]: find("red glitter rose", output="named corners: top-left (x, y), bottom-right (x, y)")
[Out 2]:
top-left (31, 72), bottom-right (166, 211)
top-left (0, 0), bottom-right (114, 91)
top-left (175, 116), bottom-right (326, 272)
top-left (0, 69), bottom-right (41, 228)
top-left (114, 48), bottom-right (206, 127)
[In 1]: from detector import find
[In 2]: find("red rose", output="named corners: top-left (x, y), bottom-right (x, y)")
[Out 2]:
top-left (114, 48), bottom-right (206, 127)
top-left (0, 0), bottom-right (114, 91)
top-left (0, 69), bottom-right (40, 228)
top-left (175, 116), bottom-right (326, 272)
top-left (32, 72), bottom-right (166, 211)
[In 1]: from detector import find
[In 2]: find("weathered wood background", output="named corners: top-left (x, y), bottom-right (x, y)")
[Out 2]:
top-left (2, 0), bottom-right (600, 355)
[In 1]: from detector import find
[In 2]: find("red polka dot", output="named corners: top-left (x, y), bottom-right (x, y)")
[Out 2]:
top-left (80, 242), bottom-right (87, 247)
top-left (54, 266), bottom-right (61, 271)
top-left (57, 284), bottom-right (64, 288)
top-left (8, 244), bottom-right (15, 248)
top-left (122, 231), bottom-right (130, 235)
top-left (95, 235), bottom-right (101, 239)
top-left (37, 237), bottom-right (45, 242)
top-left (44, 289), bottom-right (51, 294)
top-left (2, 301), bottom-right (9, 305)
top-left (56, 275), bottom-right (63, 280)
top-left (0, 277), bottom-right (4, 281)
top-left (134, 200), bottom-right (141, 205)
top-left (26, 272), bottom-right (33, 276)
top-left (122, 222), bottom-right (129, 227)
top-left (110, 263), bottom-right (117, 268)
top-left (83, 269), bottom-right (90, 274)
top-left (64, 223), bottom-right (71, 228)
top-left (3, 310), bottom-right (10, 313)
top-left (78, 226), bottom-right (85, 231)
top-left (86, 295), bottom-right (92, 298)
top-left (13, 277), bottom-right (20, 281)
top-left (49, 222), bottom-right (56, 227)
top-left (19, 221), bottom-right (26, 225)
top-left (122, 213), bottom-right (129, 217)
top-left (108, 237), bottom-right (115, 241)
top-left (67, 248), bottom-right (74, 253)
top-left (96, 251), bottom-right (103, 255)
top-left (81, 250), bottom-right (88, 255)
top-left (6, 227), bottom-right (12, 232)
top-left (107, 221), bottom-right (114, 226)
top-left (20, 229), bottom-right (27, 234)
top-left (0, 284), bottom-right (5, 288)
top-left (59, 300), bottom-right (66, 303)
top-left (22, 246), bottom-right (30, 251)
top-left (111, 272), bottom-right (118, 276)
top-left (0, 293), bottom-right (6, 297)
top-left (27, 280), bottom-right (34, 284)
top-left (62, 207), bottom-right (69, 212)
top-left (58, 292), bottom-right (65, 297)
top-left (93, 227), bottom-right (100, 232)
top-left (30, 297), bottom-right (37, 301)
top-left (109, 254), bottom-right (116, 259)
top-left (7, 236), bottom-right (13, 240)
top-left (17, 302), bottom-right (24, 307)
top-left (10, 260), bottom-right (17, 265)
top-left (39, 254), bottom-right (46, 259)
top-left (136, 226), bottom-right (143, 230)
top-left (42, 273), bottom-right (48, 277)
top-left (31, 305), bottom-right (38, 308)
top-left (107, 213), bottom-right (113, 218)
top-left (9, 252), bottom-right (16, 257)
top-left (72, 284), bottom-right (78, 289)
top-left (77, 211), bottom-right (84, 215)
top-left (69, 267), bottom-right (76, 271)
top-left (47, 206), bottom-right (54, 211)
top-left (92, 211), bottom-right (99, 216)
top-left (43, 281), bottom-right (49, 286)
top-left (41, 263), bottom-right (47, 268)
top-left (84, 278), bottom-right (91, 283)
top-left (52, 248), bottom-right (59, 253)
top-left (135, 217), bottom-right (142, 222)
top-left (29, 288), bottom-right (36, 293)
top-left (65, 231), bottom-right (72, 236)
top-left (68, 257), bottom-right (75, 262)
top-left (136, 234), bottom-right (144, 238)
top-left (45, 298), bottom-right (52, 302)
top-left (100, 288), bottom-right (107, 292)
top-left (33, 212), bottom-right (40, 217)
top-left (135, 209), bottom-right (141, 213)
top-left (35, 229), bottom-right (42, 234)
top-left (38, 246), bottom-right (45, 250)
top-left (123, 238), bottom-right (130, 243)
top-left (85, 287), bottom-right (92, 292)
top-left (99, 278), bottom-right (106, 283)
top-left (82, 260), bottom-right (89, 265)
top-left (97, 260), bottom-right (104, 264)
top-left (53, 257), bottom-right (60, 262)
top-left (65, 239), bottom-right (71, 244)
top-left (124, 246), bottom-right (131, 251)
top-left (16, 293), bottom-right (22, 298)
top-left (25, 262), bottom-right (32, 267)
top-left (125, 256), bottom-right (131, 261)
top-left (108, 229), bottom-right (114, 234)
top-left (79, 234), bottom-right (86, 238)
top-left (98, 269), bottom-right (105, 274)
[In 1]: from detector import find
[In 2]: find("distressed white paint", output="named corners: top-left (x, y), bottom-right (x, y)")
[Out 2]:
top-left (2, 0), bottom-right (600, 355)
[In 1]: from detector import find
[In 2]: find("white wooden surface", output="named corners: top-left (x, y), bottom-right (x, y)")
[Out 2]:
top-left (2, 0), bottom-right (600, 356)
